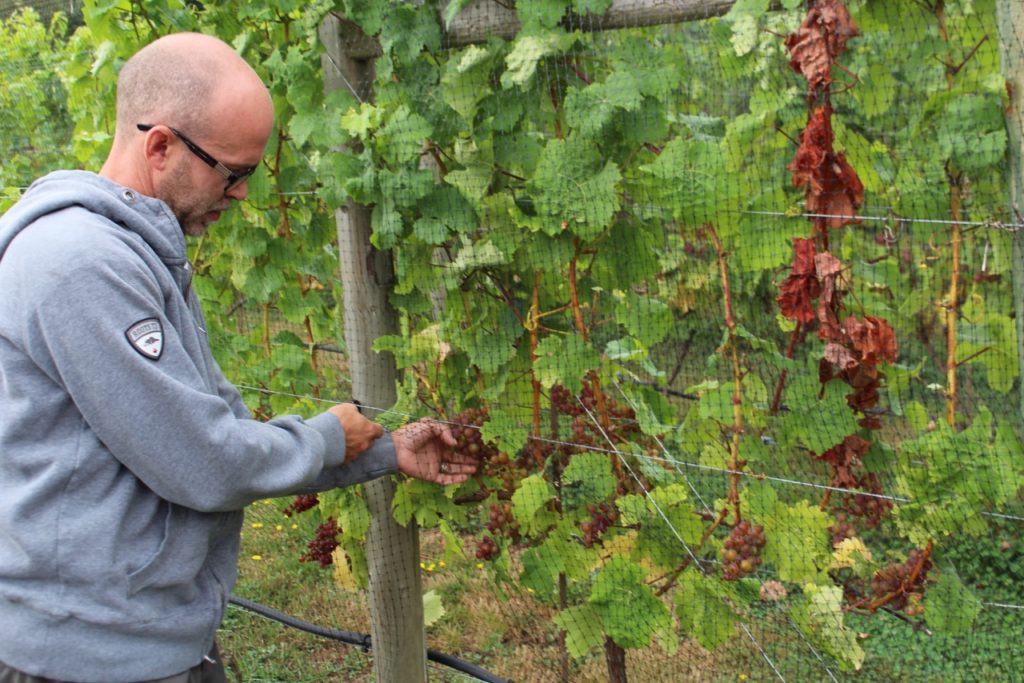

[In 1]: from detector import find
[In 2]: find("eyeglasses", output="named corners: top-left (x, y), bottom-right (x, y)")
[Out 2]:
top-left (137, 123), bottom-right (258, 192)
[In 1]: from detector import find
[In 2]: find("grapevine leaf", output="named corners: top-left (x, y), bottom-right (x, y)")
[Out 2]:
top-left (530, 136), bottom-right (621, 240)
top-left (377, 106), bottom-right (433, 164)
top-left (589, 556), bottom-right (672, 649)
top-left (450, 240), bottom-right (508, 272)
top-left (791, 584), bottom-right (865, 671)
top-left (332, 547), bottom-right (359, 591)
top-left (562, 452), bottom-right (617, 509)
top-left (413, 217), bottom-right (447, 245)
top-left (534, 334), bottom-right (600, 394)
top-left (481, 368), bottom-right (533, 450)
top-left (956, 306), bottom-right (1018, 394)
top-left (441, 44), bottom-right (495, 120)
top-left (636, 483), bottom-right (704, 570)
top-left (554, 605), bottom-right (605, 659)
top-left (501, 31), bottom-right (578, 89)
top-left (437, 519), bottom-right (466, 564)
top-left (390, 479), bottom-right (463, 528)
top-left (340, 0), bottom-right (386, 35)
top-left (564, 71), bottom-right (643, 137)
top-left (615, 292), bottom-right (673, 348)
top-left (516, 0), bottom-right (570, 30)
top-left (380, 4), bottom-right (440, 65)
top-left (675, 571), bottom-right (739, 650)
top-left (521, 524), bottom-right (592, 593)
top-left (591, 219), bottom-right (661, 290)
top-left (730, 14), bottom-right (759, 57)
top-left (743, 481), bottom-right (830, 584)
top-left (736, 190), bottom-right (806, 273)
top-left (782, 374), bottom-right (861, 454)
top-left (445, 162), bottom-right (493, 205)
top-left (512, 474), bottom-right (557, 536)
top-left (924, 569), bottom-right (981, 635)
top-left (460, 308), bottom-right (522, 375)
top-left (423, 590), bottom-right (445, 627)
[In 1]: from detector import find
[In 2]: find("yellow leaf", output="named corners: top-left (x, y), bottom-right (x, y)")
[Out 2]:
top-left (830, 537), bottom-right (873, 570)
top-left (333, 548), bottom-right (359, 591)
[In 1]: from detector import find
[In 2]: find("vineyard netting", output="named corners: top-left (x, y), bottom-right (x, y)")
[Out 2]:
top-left (2, 0), bottom-right (1024, 681)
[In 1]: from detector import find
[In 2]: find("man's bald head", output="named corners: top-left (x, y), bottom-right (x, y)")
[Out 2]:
top-left (103, 32), bottom-right (275, 234)
top-left (114, 32), bottom-right (270, 141)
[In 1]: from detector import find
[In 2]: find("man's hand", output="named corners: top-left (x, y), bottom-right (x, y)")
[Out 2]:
top-left (393, 419), bottom-right (479, 486)
top-left (328, 403), bottom-right (385, 462)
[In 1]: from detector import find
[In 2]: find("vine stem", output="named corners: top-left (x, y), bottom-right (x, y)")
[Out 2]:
top-left (261, 303), bottom-right (271, 356)
top-left (568, 242), bottom-right (617, 474)
top-left (529, 271), bottom-right (544, 467)
top-left (708, 225), bottom-right (744, 523)
top-left (653, 507), bottom-right (728, 597)
top-left (770, 322), bottom-right (802, 414)
top-left (935, 0), bottom-right (961, 428)
top-left (848, 540), bottom-right (934, 613)
top-left (946, 173), bottom-right (962, 427)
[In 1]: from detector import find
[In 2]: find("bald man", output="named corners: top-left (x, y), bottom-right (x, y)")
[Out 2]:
top-left (0, 33), bottom-right (476, 683)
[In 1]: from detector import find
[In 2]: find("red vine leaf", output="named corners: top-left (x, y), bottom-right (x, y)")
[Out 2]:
top-left (814, 251), bottom-right (843, 279)
top-left (788, 107), bottom-right (864, 229)
top-left (784, 22), bottom-right (831, 91)
top-left (815, 0), bottom-right (860, 57)
top-left (844, 315), bottom-right (898, 365)
top-left (818, 434), bottom-right (871, 489)
top-left (778, 238), bottom-right (820, 323)
top-left (784, 0), bottom-right (859, 92)
top-left (824, 342), bottom-right (858, 371)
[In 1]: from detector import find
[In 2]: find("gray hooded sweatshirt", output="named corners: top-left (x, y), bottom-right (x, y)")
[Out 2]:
top-left (0, 171), bottom-right (397, 682)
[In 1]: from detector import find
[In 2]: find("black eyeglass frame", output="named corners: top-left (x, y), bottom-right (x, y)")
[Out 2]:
top-left (137, 123), bottom-right (258, 191)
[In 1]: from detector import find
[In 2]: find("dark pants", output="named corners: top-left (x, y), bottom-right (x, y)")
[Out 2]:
top-left (0, 643), bottom-right (227, 683)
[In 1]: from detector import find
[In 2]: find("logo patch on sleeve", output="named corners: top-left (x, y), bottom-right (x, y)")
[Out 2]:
top-left (125, 318), bottom-right (164, 360)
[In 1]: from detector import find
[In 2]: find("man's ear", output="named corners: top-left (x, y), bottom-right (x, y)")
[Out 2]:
top-left (141, 127), bottom-right (173, 172)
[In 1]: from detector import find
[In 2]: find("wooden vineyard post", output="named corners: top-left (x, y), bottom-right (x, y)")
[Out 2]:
top-left (319, 15), bottom-right (427, 683)
top-left (997, 0), bottom-right (1024, 421)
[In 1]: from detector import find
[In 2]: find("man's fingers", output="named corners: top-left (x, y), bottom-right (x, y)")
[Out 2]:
top-left (436, 472), bottom-right (474, 486)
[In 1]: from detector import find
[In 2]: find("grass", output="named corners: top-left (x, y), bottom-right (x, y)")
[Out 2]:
top-left (217, 496), bottom-right (1024, 682)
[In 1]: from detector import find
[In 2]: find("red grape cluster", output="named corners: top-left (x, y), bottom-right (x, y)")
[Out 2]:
top-left (487, 502), bottom-right (521, 543)
top-left (476, 535), bottom-right (499, 561)
top-left (301, 517), bottom-right (340, 567)
top-left (580, 502), bottom-right (619, 548)
top-left (842, 473), bottom-right (892, 529)
top-left (550, 382), bottom-right (639, 468)
top-left (450, 407), bottom-right (499, 461)
top-left (830, 473), bottom-right (893, 545)
top-left (829, 510), bottom-right (857, 546)
top-left (721, 520), bottom-right (767, 581)
top-left (870, 548), bottom-right (932, 614)
top-left (283, 493), bottom-right (319, 517)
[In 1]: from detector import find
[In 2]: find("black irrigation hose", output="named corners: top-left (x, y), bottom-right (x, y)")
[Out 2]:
top-left (227, 595), bottom-right (514, 683)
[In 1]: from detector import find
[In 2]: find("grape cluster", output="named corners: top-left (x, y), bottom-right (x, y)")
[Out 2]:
top-left (476, 535), bottom-right (499, 561)
top-left (580, 502), bottom-right (619, 547)
top-left (721, 520), bottom-right (767, 581)
top-left (550, 382), bottom-right (643, 496)
top-left (830, 473), bottom-right (893, 545)
top-left (487, 502), bottom-right (521, 543)
top-left (283, 494), bottom-right (319, 517)
top-left (450, 407), bottom-right (499, 461)
top-left (829, 510), bottom-right (857, 546)
top-left (301, 517), bottom-right (340, 567)
top-left (870, 548), bottom-right (932, 614)
top-left (842, 473), bottom-right (892, 529)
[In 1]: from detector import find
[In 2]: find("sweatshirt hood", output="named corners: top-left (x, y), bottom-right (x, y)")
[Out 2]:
top-left (0, 170), bottom-right (186, 265)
